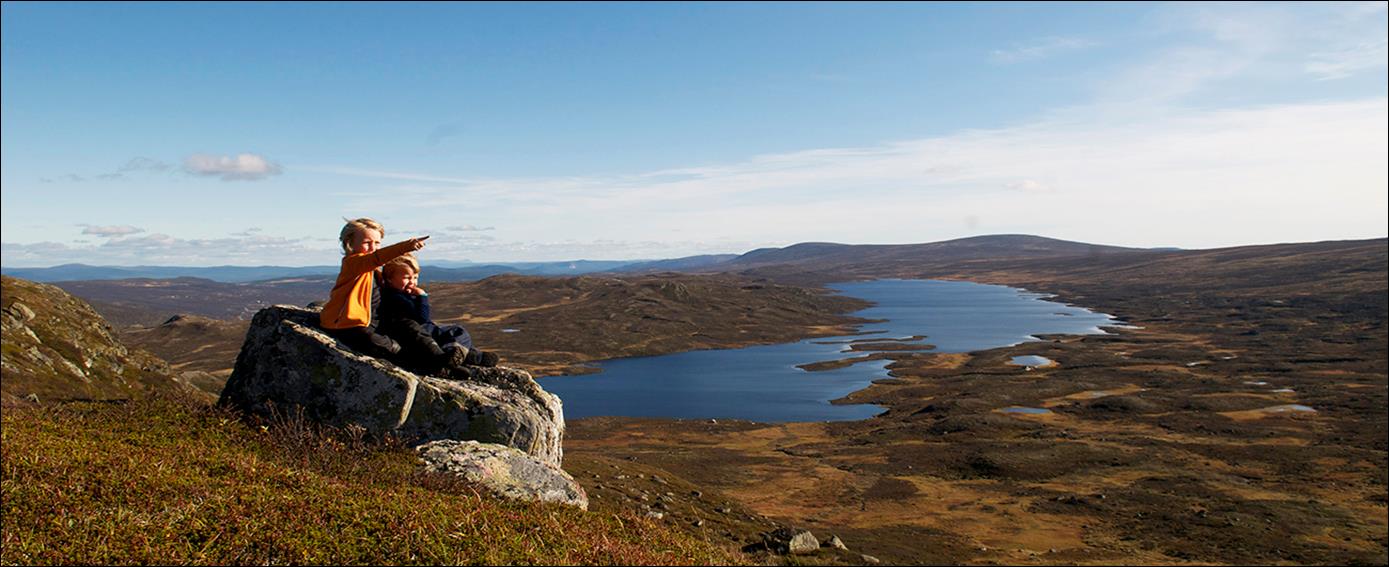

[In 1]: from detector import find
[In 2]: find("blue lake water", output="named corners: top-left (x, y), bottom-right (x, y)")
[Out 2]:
top-left (539, 279), bottom-right (1123, 422)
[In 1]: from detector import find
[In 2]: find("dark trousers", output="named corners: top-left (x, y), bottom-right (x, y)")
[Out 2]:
top-left (432, 323), bottom-right (474, 351)
top-left (378, 318), bottom-right (450, 375)
top-left (326, 326), bottom-right (400, 358)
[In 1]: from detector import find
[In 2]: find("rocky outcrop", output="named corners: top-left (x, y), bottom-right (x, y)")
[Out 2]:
top-left (417, 440), bottom-right (588, 509)
top-left (1, 276), bottom-right (196, 404)
top-left (219, 305), bottom-right (566, 467)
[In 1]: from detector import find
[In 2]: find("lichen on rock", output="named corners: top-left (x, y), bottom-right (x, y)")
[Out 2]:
top-left (417, 439), bottom-right (588, 509)
top-left (219, 305), bottom-right (567, 467)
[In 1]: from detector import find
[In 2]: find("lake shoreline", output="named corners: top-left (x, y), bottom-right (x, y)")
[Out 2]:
top-left (563, 265), bottom-right (1387, 565)
top-left (546, 279), bottom-right (1122, 422)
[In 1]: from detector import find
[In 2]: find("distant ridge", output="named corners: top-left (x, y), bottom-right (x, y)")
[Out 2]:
top-left (0, 264), bottom-right (340, 284)
top-left (719, 234), bottom-right (1146, 270)
top-left (612, 254), bottom-right (740, 273)
top-left (0, 260), bottom-right (645, 284)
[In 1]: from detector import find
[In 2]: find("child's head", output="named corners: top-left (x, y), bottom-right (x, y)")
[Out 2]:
top-left (339, 218), bottom-right (384, 255)
top-left (382, 254), bottom-right (420, 291)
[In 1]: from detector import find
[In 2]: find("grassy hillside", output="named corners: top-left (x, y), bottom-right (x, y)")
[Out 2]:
top-left (1, 276), bottom-right (196, 404)
top-left (1, 392), bottom-right (741, 565)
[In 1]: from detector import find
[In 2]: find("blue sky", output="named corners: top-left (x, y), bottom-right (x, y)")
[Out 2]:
top-left (2, 1), bottom-right (1385, 267)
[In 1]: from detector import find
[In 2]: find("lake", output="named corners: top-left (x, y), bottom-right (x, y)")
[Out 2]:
top-left (539, 279), bottom-right (1123, 422)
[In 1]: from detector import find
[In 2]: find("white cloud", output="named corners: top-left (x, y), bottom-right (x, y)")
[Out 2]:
top-left (184, 153), bottom-right (283, 181)
top-left (991, 36), bottom-right (1099, 63)
top-left (320, 98), bottom-right (1387, 253)
top-left (447, 225), bottom-right (495, 232)
top-left (78, 224), bottom-right (146, 238)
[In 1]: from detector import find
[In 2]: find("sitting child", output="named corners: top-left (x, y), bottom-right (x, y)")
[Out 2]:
top-left (378, 253), bottom-right (500, 377)
top-left (319, 218), bottom-right (427, 358)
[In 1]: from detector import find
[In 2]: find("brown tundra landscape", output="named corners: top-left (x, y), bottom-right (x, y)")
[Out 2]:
top-left (7, 235), bottom-right (1386, 565)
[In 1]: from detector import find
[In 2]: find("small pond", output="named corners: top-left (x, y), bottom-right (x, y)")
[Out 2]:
top-left (1009, 355), bottom-right (1054, 367)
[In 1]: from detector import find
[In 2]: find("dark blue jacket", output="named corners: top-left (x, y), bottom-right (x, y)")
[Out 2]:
top-left (379, 285), bottom-right (439, 336)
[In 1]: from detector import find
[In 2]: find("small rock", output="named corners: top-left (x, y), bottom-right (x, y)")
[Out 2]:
top-left (8, 302), bottom-right (36, 322)
top-left (645, 511), bottom-right (664, 520)
top-left (824, 535), bottom-right (849, 550)
top-left (24, 393), bottom-right (40, 404)
top-left (861, 554), bottom-right (880, 564)
top-left (765, 527), bottom-right (819, 555)
top-left (416, 440), bottom-right (588, 510)
top-left (690, 490), bottom-right (703, 498)
top-left (693, 519), bottom-right (704, 527)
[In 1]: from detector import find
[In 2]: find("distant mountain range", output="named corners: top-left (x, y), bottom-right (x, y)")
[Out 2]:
top-left (5, 232), bottom-right (1383, 344)
top-left (0, 257), bottom-right (737, 284)
top-left (2, 236), bottom-right (1150, 283)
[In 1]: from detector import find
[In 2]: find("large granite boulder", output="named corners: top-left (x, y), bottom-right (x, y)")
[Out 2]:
top-left (219, 305), bottom-right (565, 467)
top-left (417, 440), bottom-right (588, 509)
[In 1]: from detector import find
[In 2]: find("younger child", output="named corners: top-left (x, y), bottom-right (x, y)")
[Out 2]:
top-left (378, 253), bottom-right (500, 377)
top-left (319, 218), bottom-right (427, 358)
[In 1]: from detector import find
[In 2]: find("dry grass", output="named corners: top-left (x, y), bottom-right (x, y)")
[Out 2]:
top-left (1, 392), bottom-right (741, 565)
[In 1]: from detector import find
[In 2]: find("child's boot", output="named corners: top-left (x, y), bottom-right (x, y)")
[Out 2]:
top-left (441, 344), bottom-right (474, 377)
top-left (463, 348), bottom-right (500, 367)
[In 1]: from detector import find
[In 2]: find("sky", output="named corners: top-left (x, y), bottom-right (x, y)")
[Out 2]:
top-left (2, 1), bottom-right (1386, 267)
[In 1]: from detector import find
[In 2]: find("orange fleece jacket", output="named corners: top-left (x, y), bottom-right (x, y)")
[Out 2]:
top-left (319, 240), bottom-right (417, 330)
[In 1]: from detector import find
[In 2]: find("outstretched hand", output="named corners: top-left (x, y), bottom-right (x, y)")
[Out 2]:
top-left (410, 235), bottom-right (430, 251)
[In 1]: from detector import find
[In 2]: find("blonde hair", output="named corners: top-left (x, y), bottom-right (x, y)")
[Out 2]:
top-left (339, 217), bottom-right (384, 254)
top-left (382, 253), bottom-right (419, 279)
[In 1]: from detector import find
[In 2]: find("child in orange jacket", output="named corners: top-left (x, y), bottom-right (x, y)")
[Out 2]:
top-left (319, 217), bottom-right (428, 357)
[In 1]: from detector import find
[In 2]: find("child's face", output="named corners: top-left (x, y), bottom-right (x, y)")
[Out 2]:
top-left (350, 228), bottom-right (382, 255)
top-left (386, 268), bottom-right (417, 292)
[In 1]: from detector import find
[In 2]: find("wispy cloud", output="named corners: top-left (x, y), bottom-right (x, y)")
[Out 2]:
top-left (1307, 37), bottom-right (1388, 80)
top-left (78, 224), bottom-right (146, 238)
top-left (990, 36), bottom-right (1099, 63)
top-left (184, 153), bottom-right (283, 181)
top-left (1, 233), bottom-right (326, 267)
top-left (38, 174), bottom-right (86, 184)
top-left (299, 165), bottom-right (476, 185)
top-left (447, 225), bottom-right (495, 232)
top-left (426, 122), bottom-right (464, 146)
top-left (1005, 179), bottom-right (1052, 193)
top-left (318, 97), bottom-right (1386, 252)
top-left (1105, 2), bottom-right (1389, 104)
